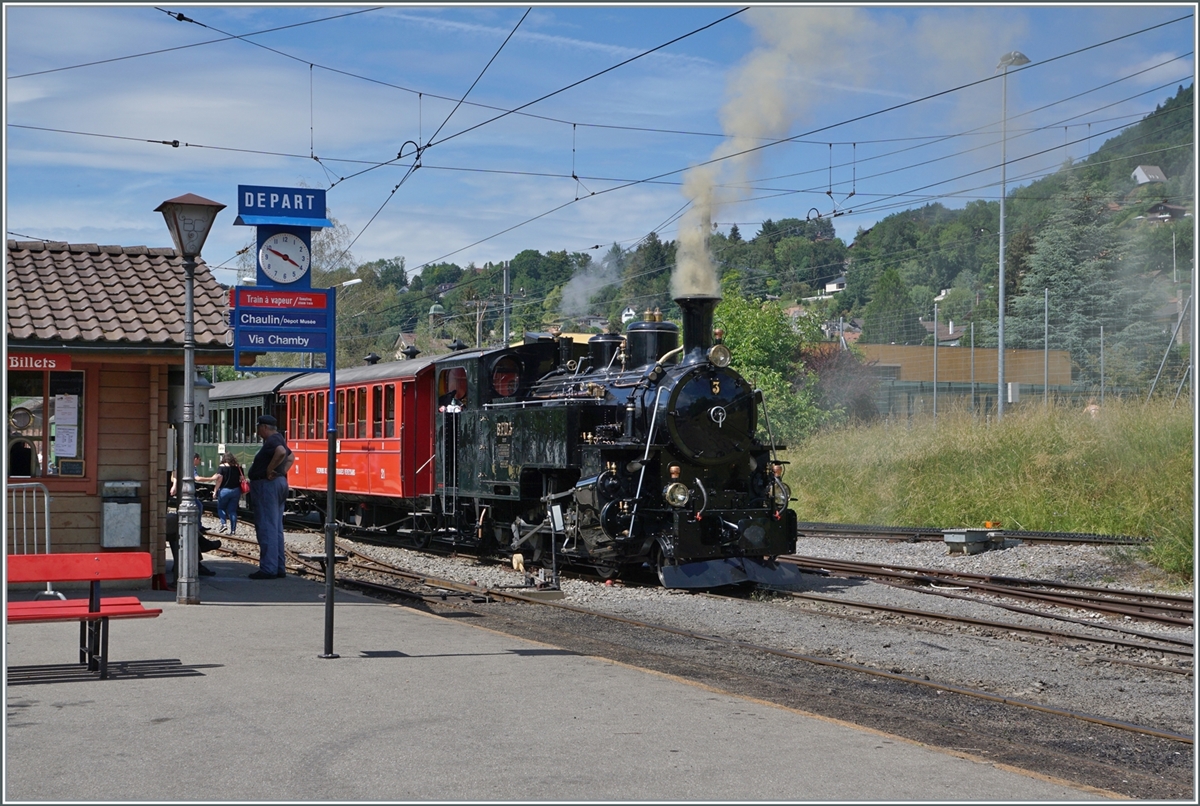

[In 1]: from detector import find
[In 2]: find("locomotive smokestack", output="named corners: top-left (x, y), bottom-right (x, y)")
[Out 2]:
top-left (675, 295), bottom-right (720, 364)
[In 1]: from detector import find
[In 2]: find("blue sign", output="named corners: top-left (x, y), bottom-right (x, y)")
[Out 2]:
top-left (234, 184), bottom-right (334, 228)
top-left (232, 286), bottom-right (339, 371)
top-left (237, 329), bottom-right (328, 352)
top-left (236, 309), bottom-right (327, 330)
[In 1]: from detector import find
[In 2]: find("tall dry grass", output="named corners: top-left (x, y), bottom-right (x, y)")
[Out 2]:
top-left (781, 397), bottom-right (1194, 581)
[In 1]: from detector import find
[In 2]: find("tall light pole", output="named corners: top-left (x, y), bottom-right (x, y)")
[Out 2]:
top-left (156, 194), bottom-right (226, 605)
top-left (316, 278), bottom-right (362, 368)
top-left (996, 49), bottom-right (1029, 421)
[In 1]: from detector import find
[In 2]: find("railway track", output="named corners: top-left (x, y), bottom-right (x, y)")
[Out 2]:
top-left (787, 555), bottom-right (1194, 629)
top-left (797, 521), bottom-right (1153, 546)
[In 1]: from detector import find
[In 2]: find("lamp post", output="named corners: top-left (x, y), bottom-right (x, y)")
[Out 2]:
top-left (156, 193), bottom-right (226, 605)
top-left (312, 278), bottom-right (362, 368)
top-left (996, 49), bottom-right (1029, 421)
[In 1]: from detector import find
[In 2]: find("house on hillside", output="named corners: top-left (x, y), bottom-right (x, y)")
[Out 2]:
top-left (1132, 165), bottom-right (1167, 185)
top-left (920, 318), bottom-right (963, 347)
top-left (1141, 202), bottom-right (1189, 222)
top-left (824, 275), bottom-right (846, 295)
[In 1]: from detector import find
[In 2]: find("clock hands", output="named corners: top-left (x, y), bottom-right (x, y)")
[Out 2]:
top-left (267, 248), bottom-right (301, 268)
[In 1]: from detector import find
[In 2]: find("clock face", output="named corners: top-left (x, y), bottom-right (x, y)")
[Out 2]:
top-left (258, 231), bottom-right (311, 284)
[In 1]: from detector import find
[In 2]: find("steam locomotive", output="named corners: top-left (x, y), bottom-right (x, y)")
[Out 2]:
top-left (203, 295), bottom-right (800, 588)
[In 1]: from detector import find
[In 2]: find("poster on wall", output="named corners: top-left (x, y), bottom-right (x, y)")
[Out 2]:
top-left (56, 426), bottom-right (78, 458)
top-left (55, 394), bottom-right (78, 425)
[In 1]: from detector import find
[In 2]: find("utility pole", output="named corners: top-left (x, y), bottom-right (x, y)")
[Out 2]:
top-left (502, 261), bottom-right (511, 345)
top-left (473, 299), bottom-right (487, 348)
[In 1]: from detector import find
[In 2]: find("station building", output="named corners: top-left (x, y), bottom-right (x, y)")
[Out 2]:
top-left (6, 239), bottom-right (234, 583)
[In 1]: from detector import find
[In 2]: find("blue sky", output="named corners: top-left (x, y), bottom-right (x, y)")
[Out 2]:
top-left (4, 4), bottom-right (1195, 287)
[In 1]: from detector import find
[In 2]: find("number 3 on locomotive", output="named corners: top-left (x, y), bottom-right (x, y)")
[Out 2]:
top-left (710, 379), bottom-right (721, 395)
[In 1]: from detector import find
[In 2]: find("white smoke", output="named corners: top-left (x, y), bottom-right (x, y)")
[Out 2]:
top-left (560, 249), bottom-right (621, 318)
top-left (672, 7), bottom-right (874, 298)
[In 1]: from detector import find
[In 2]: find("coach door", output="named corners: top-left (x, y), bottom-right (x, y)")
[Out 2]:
top-left (435, 367), bottom-right (467, 504)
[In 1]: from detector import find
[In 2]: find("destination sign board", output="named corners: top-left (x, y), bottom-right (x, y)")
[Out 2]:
top-left (236, 310), bottom-right (327, 330)
top-left (232, 288), bottom-right (328, 310)
top-left (237, 330), bottom-right (328, 351)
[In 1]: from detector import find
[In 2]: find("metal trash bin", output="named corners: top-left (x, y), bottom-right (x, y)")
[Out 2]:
top-left (101, 481), bottom-right (142, 548)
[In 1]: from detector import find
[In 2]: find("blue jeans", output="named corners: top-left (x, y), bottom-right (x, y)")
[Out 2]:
top-left (251, 476), bottom-right (288, 574)
top-left (216, 486), bottom-right (240, 532)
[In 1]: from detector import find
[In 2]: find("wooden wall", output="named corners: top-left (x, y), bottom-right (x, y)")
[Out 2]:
top-left (38, 363), bottom-right (170, 575)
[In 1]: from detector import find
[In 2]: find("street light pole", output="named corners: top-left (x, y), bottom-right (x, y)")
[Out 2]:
top-left (996, 49), bottom-right (1029, 421)
top-left (156, 194), bottom-right (226, 605)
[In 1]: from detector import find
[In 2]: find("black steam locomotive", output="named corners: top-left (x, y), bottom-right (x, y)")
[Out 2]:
top-left (209, 295), bottom-right (800, 588)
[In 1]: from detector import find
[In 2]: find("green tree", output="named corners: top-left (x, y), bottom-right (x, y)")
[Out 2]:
top-left (713, 279), bottom-right (829, 444)
top-left (859, 268), bottom-right (927, 344)
top-left (1007, 174), bottom-right (1129, 382)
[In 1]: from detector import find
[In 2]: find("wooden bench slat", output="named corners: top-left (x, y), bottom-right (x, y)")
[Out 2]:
top-left (6, 552), bottom-right (152, 584)
top-left (8, 607), bottom-right (161, 624)
top-left (7, 597), bottom-right (159, 622)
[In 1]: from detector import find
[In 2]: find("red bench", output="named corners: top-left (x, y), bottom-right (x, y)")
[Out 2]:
top-left (7, 552), bottom-right (162, 679)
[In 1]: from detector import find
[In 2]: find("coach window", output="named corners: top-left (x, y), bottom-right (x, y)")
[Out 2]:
top-left (8, 369), bottom-right (86, 478)
top-left (356, 386), bottom-right (368, 438)
top-left (437, 368), bottom-right (468, 406)
top-left (384, 385), bottom-right (396, 437)
top-left (344, 388), bottom-right (356, 438)
top-left (372, 385), bottom-right (383, 438)
top-left (294, 394), bottom-right (305, 441)
top-left (289, 395), bottom-right (299, 440)
top-left (316, 391), bottom-right (326, 436)
top-left (490, 356), bottom-right (521, 398)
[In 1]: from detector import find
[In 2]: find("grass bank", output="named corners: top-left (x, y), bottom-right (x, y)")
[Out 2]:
top-left (781, 398), bottom-right (1194, 582)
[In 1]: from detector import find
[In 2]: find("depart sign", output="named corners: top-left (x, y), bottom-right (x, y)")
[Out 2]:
top-left (234, 185), bottom-right (333, 227)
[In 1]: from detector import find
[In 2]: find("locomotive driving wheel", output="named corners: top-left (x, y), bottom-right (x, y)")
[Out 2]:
top-left (652, 543), bottom-right (669, 587)
top-left (408, 512), bottom-right (433, 549)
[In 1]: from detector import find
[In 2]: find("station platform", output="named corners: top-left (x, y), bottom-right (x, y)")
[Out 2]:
top-left (6, 555), bottom-right (1113, 802)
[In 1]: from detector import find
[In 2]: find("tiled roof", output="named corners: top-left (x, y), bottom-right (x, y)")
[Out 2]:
top-left (7, 240), bottom-right (231, 349)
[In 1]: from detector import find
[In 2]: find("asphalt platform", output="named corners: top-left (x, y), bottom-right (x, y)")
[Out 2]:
top-left (6, 552), bottom-right (1116, 802)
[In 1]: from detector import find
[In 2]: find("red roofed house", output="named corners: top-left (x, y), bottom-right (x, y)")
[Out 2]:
top-left (6, 240), bottom-right (234, 583)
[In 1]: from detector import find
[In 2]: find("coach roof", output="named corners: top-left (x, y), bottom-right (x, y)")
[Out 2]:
top-left (276, 354), bottom-right (444, 392)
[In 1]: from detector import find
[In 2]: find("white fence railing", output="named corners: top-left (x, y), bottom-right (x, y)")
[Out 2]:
top-left (7, 482), bottom-right (65, 599)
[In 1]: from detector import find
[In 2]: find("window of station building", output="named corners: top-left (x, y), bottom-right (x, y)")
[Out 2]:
top-left (437, 368), bottom-right (468, 406)
top-left (7, 370), bottom-right (86, 478)
top-left (356, 386), bottom-right (368, 438)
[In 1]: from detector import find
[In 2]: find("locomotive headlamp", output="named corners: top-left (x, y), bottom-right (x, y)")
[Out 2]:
top-left (664, 482), bottom-right (692, 508)
top-left (770, 479), bottom-right (791, 510)
top-left (707, 344), bottom-right (732, 368)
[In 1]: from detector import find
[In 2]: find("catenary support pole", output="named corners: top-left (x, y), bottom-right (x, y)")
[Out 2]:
top-left (322, 287), bottom-right (340, 659)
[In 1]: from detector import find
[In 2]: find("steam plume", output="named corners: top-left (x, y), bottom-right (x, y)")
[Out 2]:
top-left (672, 7), bottom-right (869, 298)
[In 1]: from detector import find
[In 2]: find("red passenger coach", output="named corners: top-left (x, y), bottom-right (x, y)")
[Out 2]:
top-left (279, 358), bottom-right (438, 512)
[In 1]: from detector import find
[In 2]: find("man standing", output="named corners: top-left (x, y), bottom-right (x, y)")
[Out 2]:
top-left (247, 415), bottom-right (291, 579)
